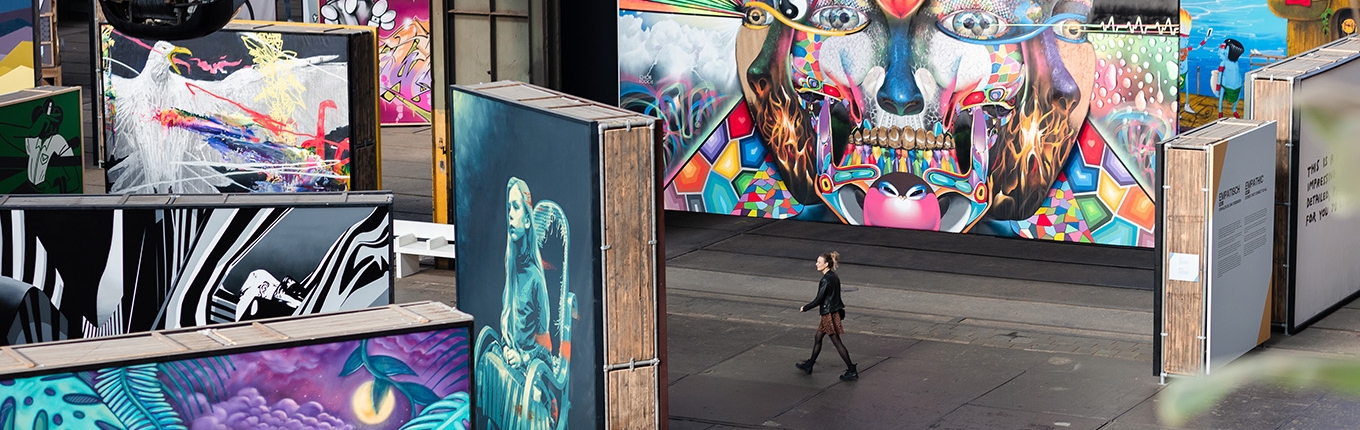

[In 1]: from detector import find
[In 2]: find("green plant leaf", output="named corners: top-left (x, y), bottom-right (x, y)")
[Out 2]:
top-left (94, 364), bottom-right (188, 430)
top-left (340, 345), bottom-right (365, 377)
top-left (398, 391), bottom-right (471, 430)
top-left (0, 398), bottom-right (13, 430)
top-left (372, 379), bottom-right (392, 413)
top-left (1158, 354), bottom-right (1360, 426)
top-left (370, 355), bottom-right (418, 377)
top-left (0, 373), bottom-right (125, 430)
top-left (398, 381), bottom-right (441, 406)
top-left (31, 411), bottom-right (46, 430)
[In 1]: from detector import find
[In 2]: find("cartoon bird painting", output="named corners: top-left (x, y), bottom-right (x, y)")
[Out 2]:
top-left (862, 172), bottom-right (942, 231)
top-left (104, 36), bottom-right (352, 194)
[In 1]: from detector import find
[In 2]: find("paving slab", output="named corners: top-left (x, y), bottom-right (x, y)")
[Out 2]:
top-left (703, 234), bottom-right (1153, 290)
top-left (392, 267), bottom-right (458, 305)
top-left (766, 327), bottom-right (922, 360)
top-left (928, 404), bottom-right (1109, 430)
top-left (665, 226), bottom-right (744, 258)
top-left (896, 340), bottom-right (1055, 371)
top-left (1309, 308), bottom-right (1360, 331)
top-left (1089, 421), bottom-right (1180, 430)
top-left (667, 418), bottom-right (713, 430)
top-left (1115, 381), bottom-right (1324, 430)
top-left (666, 267), bottom-right (1150, 336)
top-left (705, 344), bottom-right (886, 390)
top-left (771, 355), bottom-right (1029, 430)
top-left (1262, 327), bottom-right (1360, 357)
top-left (1278, 392), bottom-right (1360, 430)
top-left (665, 314), bottom-right (794, 379)
top-left (667, 250), bottom-right (1152, 312)
top-left (381, 159), bottom-right (435, 178)
top-left (971, 354), bottom-right (1161, 420)
top-left (382, 176), bottom-right (433, 193)
top-left (668, 374), bottom-right (820, 426)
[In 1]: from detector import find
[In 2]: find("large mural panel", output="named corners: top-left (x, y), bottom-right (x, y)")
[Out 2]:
top-left (0, 86), bottom-right (82, 194)
top-left (100, 22), bottom-right (379, 194)
top-left (620, 0), bottom-right (1178, 247)
top-left (0, 194), bottom-right (393, 346)
top-left (1177, 2), bottom-right (1287, 129)
top-left (307, 0), bottom-right (433, 124)
top-left (0, 0), bottom-right (33, 94)
top-left (0, 324), bottom-right (471, 429)
top-left (453, 88), bottom-right (601, 429)
top-left (1178, 1), bottom-right (1360, 130)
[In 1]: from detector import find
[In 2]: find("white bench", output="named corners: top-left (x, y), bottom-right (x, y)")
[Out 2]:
top-left (393, 220), bottom-right (456, 278)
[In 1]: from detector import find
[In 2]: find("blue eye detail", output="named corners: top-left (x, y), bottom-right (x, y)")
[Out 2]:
top-left (878, 181), bottom-right (900, 197)
top-left (809, 6), bottom-right (866, 32)
top-left (940, 10), bottom-right (1008, 41)
top-left (907, 185), bottom-right (928, 200)
top-left (938, 12), bottom-right (1089, 45)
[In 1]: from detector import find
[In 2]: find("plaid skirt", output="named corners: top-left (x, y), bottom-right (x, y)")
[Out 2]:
top-left (817, 312), bottom-right (844, 335)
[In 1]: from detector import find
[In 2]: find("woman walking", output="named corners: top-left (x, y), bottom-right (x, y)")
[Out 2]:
top-left (796, 251), bottom-right (858, 381)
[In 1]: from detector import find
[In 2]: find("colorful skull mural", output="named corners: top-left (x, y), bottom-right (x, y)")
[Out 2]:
top-left (620, 0), bottom-right (1174, 247)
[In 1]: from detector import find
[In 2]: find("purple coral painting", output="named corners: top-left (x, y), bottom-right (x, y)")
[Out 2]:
top-left (308, 0), bottom-right (431, 125)
top-left (0, 327), bottom-right (471, 429)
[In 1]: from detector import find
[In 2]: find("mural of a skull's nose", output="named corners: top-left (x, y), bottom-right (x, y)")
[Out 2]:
top-left (877, 21), bottom-right (924, 116)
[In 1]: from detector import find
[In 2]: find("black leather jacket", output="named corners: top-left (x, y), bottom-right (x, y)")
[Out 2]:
top-left (801, 271), bottom-right (845, 316)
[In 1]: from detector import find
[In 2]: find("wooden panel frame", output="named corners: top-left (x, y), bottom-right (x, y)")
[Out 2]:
top-left (1162, 148), bottom-right (1209, 376)
top-left (607, 366), bottom-right (658, 428)
top-left (602, 125), bottom-right (658, 364)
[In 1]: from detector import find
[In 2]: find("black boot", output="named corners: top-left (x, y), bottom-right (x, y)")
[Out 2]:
top-left (795, 359), bottom-right (815, 374)
top-left (839, 364), bottom-right (858, 381)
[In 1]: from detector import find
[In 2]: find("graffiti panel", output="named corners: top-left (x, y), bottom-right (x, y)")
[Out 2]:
top-left (100, 23), bottom-right (377, 194)
top-left (0, 86), bottom-right (82, 194)
top-left (308, 0), bottom-right (433, 124)
top-left (620, 0), bottom-right (1178, 248)
top-left (0, 325), bottom-right (471, 429)
top-left (0, 0), bottom-right (33, 94)
top-left (1178, 2), bottom-right (1286, 129)
top-left (0, 195), bottom-right (393, 346)
top-left (453, 87), bottom-right (602, 429)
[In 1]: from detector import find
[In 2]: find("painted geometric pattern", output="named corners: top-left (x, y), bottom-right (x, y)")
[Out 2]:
top-left (1007, 123), bottom-right (1155, 246)
top-left (664, 102), bottom-right (802, 218)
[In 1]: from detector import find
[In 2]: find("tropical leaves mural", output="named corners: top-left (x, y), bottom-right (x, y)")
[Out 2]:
top-left (0, 373), bottom-right (123, 429)
top-left (94, 364), bottom-right (186, 430)
top-left (0, 327), bottom-right (471, 429)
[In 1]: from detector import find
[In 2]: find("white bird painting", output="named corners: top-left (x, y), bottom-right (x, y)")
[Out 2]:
top-left (103, 30), bottom-right (354, 194)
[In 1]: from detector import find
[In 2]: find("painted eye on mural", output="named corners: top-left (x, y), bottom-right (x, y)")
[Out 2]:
top-left (743, 4), bottom-right (776, 28)
top-left (778, 0), bottom-right (809, 21)
top-left (906, 184), bottom-right (929, 200)
top-left (939, 10), bottom-right (1009, 40)
top-left (809, 6), bottom-right (866, 32)
top-left (877, 181), bottom-right (900, 197)
top-left (1055, 17), bottom-right (1087, 43)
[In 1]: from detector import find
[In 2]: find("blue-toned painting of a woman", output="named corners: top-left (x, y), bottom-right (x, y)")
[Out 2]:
top-left (476, 176), bottom-right (574, 430)
top-left (501, 177), bottom-right (552, 368)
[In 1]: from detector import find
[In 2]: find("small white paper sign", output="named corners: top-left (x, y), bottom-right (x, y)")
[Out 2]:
top-left (1168, 253), bottom-right (1201, 282)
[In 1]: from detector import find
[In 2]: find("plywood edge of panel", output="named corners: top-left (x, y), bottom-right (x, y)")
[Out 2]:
top-left (606, 366), bottom-right (659, 430)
